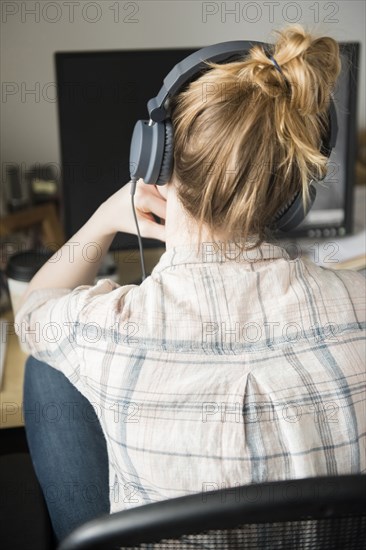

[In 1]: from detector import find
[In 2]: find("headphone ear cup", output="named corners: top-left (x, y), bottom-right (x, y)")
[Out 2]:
top-left (130, 120), bottom-right (165, 184)
top-left (320, 98), bottom-right (338, 158)
top-left (271, 183), bottom-right (317, 232)
top-left (156, 120), bottom-right (174, 185)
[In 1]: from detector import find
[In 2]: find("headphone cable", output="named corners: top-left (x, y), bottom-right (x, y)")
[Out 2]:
top-left (130, 178), bottom-right (147, 282)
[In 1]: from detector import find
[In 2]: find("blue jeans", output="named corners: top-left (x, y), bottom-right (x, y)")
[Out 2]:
top-left (23, 356), bottom-right (110, 542)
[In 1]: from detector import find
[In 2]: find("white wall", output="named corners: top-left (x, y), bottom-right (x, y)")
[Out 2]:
top-left (1, 0), bottom-right (365, 175)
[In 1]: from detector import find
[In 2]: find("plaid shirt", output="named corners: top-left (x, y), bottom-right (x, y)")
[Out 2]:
top-left (15, 241), bottom-right (366, 514)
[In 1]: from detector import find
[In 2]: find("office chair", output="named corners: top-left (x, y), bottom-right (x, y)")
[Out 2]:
top-left (0, 452), bottom-right (54, 550)
top-left (58, 474), bottom-right (366, 550)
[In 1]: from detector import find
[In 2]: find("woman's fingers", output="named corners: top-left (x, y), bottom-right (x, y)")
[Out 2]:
top-left (136, 195), bottom-right (167, 220)
top-left (139, 217), bottom-right (166, 242)
top-left (98, 180), bottom-right (167, 240)
top-left (134, 180), bottom-right (167, 220)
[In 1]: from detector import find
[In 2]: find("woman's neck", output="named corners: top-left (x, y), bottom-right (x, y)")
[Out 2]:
top-left (163, 182), bottom-right (223, 250)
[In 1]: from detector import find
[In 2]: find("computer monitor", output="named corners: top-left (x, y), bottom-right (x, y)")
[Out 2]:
top-left (55, 42), bottom-right (360, 248)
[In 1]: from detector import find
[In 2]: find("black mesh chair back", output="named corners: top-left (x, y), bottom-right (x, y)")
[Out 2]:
top-left (58, 474), bottom-right (366, 550)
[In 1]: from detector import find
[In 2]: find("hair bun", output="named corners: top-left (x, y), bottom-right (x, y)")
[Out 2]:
top-left (246, 24), bottom-right (341, 115)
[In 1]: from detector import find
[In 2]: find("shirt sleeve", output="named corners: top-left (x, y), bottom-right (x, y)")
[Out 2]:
top-left (14, 279), bottom-right (135, 390)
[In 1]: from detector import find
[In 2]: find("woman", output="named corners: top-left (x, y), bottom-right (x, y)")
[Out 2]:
top-left (16, 24), bottom-right (365, 542)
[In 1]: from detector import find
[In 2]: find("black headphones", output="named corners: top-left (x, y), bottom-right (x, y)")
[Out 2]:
top-left (129, 41), bottom-right (338, 232)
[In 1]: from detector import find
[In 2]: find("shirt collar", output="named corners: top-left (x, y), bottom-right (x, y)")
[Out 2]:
top-left (152, 240), bottom-right (291, 273)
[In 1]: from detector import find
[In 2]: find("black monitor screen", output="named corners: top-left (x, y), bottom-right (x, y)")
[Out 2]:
top-left (55, 43), bottom-right (359, 248)
top-left (56, 48), bottom-right (195, 249)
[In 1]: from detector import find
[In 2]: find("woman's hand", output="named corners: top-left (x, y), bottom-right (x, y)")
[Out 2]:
top-left (96, 179), bottom-right (167, 242)
top-left (17, 180), bottom-right (168, 307)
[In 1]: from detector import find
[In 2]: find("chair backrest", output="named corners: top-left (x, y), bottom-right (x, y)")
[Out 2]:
top-left (58, 474), bottom-right (366, 550)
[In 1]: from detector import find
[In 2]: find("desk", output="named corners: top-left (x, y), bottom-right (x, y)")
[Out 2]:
top-left (1, 189), bottom-right (365, 429)
top-left (0, 310), bottom-right (28, 428)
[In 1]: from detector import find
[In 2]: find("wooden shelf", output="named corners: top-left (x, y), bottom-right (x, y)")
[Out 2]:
top-left (0, 202), bottom-right (65, 246)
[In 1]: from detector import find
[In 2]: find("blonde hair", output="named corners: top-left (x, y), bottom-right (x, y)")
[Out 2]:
top-left (170, 24), bottom-right (341, 249)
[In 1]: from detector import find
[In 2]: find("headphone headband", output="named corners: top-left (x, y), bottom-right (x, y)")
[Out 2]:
top-left (147, 41), bottom-right (267, 122)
